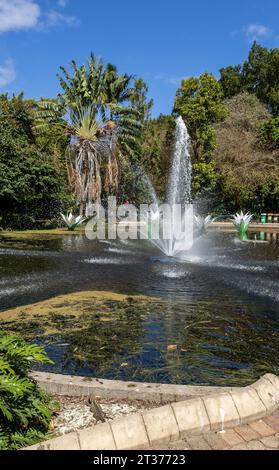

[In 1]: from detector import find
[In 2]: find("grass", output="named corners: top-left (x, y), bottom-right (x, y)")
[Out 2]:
top-left (0, 228), bottom-right (85, 238)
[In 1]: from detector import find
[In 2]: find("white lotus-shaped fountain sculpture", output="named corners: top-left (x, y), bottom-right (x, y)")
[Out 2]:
top-left (231, 211), bottom-right (253, 227)
top-left (231, 211), bottom-right (253, 240)
top-left (60, 212), bottom-right (86, 231)
top-left (194, 214), bottom-right (216, 234)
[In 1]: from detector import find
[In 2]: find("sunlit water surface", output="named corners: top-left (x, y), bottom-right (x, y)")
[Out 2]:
top-left (0, 231), bottom-right (278, 386)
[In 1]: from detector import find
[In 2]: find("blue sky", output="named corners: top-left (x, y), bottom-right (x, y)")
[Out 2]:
top-left (0, 0), bottom-right (278, 116)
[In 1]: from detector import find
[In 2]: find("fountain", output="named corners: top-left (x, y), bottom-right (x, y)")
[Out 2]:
top-left (231, 211), bottom-right (253, 241)
top-left (143, 116), bottom-right (194, 257)
top-left (166, 116), bottom-right (192, 207)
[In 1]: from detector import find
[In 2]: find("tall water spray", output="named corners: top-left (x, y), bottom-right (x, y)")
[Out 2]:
top-left (167, 116), bottom-right (192, 207)
top-left (144, 116), bottom-right (193, 257)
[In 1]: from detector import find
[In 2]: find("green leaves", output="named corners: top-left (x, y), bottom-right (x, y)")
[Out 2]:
top-left (259, 116), bottom-right (279, 149)
top-left (219, 41), bottom-right (279, 116)
top-left (0, 94), bottom-right (71, 230)
top-left (0, 332), bottom-right (55, 450)
top-left (174, 73), bottom-right (226, 195)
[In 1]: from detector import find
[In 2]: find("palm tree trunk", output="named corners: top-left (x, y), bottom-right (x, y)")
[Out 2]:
top-left (79, 202), bottom-right (85, 217)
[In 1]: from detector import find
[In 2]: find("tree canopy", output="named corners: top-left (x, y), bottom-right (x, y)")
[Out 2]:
top-left (0, 94), bottom-right (70, 229)
top-left (0, 44), bottom-right (279, 229)
top-left (173, 73), bottom-right (227, 194)
top-left (213, 93), bottom-right (279, 213)
top-left (220, 41), bottom-right (279, 115)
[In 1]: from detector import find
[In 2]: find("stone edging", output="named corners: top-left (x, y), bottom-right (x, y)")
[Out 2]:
top-left (31, 371), bottom-right (235, 403)
top-left (25, 373), bottom-right (279, 450)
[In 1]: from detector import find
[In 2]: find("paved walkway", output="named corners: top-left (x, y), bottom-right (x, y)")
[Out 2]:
top-left (150, 409), bottom-right (279, 450)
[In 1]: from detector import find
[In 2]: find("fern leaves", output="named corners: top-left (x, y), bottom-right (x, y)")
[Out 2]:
top-left (0, 332), bottom-right (55, 450)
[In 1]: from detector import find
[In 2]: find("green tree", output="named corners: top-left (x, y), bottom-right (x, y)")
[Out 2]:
top-left (242, 42), bottom-right (270, 101)
top-left (129, 78), bottom-right (153, 122)
top-left (259, 116), bottom-right (279, 149)
top-left (173, 73), bottom-right (227, 193)
top-left (37, 55), bottom-right (143, 214)
top-left (220, 42), bottom-right (279, 115)
top-left (219, 65), bottom-right (243, 98)
top-left (0, 94), bottom-right (70, 229)
top-left (141, 115), bottom-right (175, 199)
top-left (213, 92), bottom-right (279, 213)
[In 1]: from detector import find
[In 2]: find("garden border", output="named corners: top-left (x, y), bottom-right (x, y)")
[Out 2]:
top-left (31, 371), bottom-right (236, 403)
top-left (25, 372), bottom-right (279, 450)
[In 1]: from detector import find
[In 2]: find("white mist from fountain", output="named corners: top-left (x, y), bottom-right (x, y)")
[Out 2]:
top-left (143, 116), bottom-right (194, 257)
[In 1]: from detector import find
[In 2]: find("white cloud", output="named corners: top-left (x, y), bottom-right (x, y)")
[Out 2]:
top-left (0, 0), bottom-right (40, 33)
top-left (155, 75), bottom-right (185, 86)
top-left (0, 59), bottom-right (16, 87)
top-left (244, 23), bottom-right (272, 40)
top-left (57, 0), bottom-right (68, 6)
top-left (44, 10), bottom-right (78, 28)
top-left (0, 0), bottom-right (78, 34)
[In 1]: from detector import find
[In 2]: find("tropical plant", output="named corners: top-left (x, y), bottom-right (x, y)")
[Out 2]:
top-left (35, 55), bottom-right (143, 215)
top-left (129, 78), bottom-right (153, 122)
top-left (0, 332), bottom-right (57, 450)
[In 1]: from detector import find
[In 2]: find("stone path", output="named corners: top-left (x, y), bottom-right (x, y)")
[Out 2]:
top-left (150, 409), bottom-right (279, 450)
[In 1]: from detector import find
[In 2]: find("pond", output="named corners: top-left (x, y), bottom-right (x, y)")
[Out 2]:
top-left (0, 230), bottom-right (279, 386)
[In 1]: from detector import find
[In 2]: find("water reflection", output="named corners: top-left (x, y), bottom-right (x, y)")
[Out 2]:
top-left (0, 231), bottom-right (278, 386)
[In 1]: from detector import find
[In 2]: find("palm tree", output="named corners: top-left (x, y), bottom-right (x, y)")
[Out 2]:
top-left (35, 55), bottom-right (142, 215)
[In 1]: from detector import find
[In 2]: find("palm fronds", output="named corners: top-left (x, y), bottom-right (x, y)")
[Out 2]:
top-left (34, 54), bottom-right (144, 214)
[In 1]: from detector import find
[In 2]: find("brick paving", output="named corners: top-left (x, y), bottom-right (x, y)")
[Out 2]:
top-left (150, 409), bottom-right (279, 450)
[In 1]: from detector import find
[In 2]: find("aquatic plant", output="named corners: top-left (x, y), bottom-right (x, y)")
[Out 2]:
top-left (0, 332), bottom-right (56, 450)
top-left (60, 212), bottom-right (86, 230)
top-left (231, 211), bottom-right (253, 240)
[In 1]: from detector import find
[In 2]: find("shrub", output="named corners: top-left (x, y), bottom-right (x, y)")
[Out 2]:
top-left (0, 332), bottom-right (57, 450)
top-left (213, 93), bottom-right (279, 213)
top-left (259, 117), bottom-right (279, 150)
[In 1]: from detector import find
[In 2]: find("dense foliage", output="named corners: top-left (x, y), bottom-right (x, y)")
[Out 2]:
top-left (213, 93), bottom-right (279, 213)
top-left (0, 43), bottom-right (278, 228)
top-left (0, 95), bottom-right (70, 229)
top-left (259, 117), bottom-right (279, 150)
top-left (36, 55), bottom-right (149, 214)
top-left (173, 73), bottom-right (227, 194)
top-left (220, 41), bottom-right (279, 115)
top-left (0, 332), bottom-right (56, 450)
top-left (168, 43), bottom-right (279, 213)
top-left (140, 115), bottom-right (175, 199)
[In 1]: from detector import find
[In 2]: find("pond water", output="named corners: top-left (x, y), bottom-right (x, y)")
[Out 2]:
top-left (0, 230), bottom-right (279, 386)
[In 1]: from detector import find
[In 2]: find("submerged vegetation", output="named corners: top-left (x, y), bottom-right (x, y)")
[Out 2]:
top-left (1, 289), bottom-right (279, 387)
